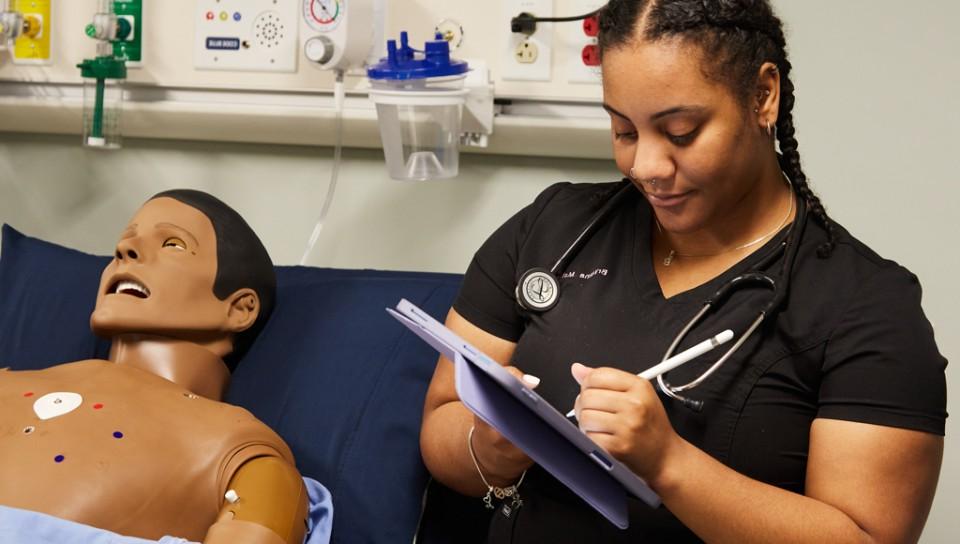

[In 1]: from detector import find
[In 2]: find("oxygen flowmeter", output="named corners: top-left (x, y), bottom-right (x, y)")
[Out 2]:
top-left (77, 0), bottom-right (142, 149)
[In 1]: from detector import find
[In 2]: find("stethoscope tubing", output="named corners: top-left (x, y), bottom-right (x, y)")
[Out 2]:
top-left (515, 178), bottom-right (811, 411)
top-left (657, 197), bottom-right (809, 409)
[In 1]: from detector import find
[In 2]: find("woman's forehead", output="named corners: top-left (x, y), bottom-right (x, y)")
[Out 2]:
top-left (601, 39), bottom-right (728, 116)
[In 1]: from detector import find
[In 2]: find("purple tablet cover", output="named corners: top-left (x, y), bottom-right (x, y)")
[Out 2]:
top-left (388, 300), bottom-right (660, 529)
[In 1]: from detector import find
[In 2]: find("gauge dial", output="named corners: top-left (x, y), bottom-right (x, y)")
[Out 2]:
top-left (303, 0), bottom-right (342, 32)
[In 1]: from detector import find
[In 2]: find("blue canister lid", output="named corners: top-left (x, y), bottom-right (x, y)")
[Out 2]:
top-left (367, 31), bottom-right (469, 81)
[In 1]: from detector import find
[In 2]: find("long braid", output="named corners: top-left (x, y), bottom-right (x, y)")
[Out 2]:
top-left (762, 29), bottom-right (838, 257)
top-left (598, 0), bottom-right (837, 257)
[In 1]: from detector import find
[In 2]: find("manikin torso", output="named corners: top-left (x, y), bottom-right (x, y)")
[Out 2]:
top-left (0, 195), bottom-right (306, 543)
top-left (0, 356), bottom-right (292, 542)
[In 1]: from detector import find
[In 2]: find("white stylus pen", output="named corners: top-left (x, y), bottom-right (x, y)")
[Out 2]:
top-left (566, 329), bottom-right (735, 418)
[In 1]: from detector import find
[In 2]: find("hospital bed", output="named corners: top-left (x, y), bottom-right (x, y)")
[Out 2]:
top-left (0, 224), bottom-right (461, 544)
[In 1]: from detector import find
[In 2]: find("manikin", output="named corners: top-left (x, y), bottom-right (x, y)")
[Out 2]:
top-left (0, 190), bottom-right (307, 544)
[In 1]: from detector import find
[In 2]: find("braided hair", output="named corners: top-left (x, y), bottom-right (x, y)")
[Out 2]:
top-left (598, 0), bottom-right (836, 257)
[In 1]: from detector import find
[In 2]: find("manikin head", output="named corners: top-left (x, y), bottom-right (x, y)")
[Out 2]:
top-left (90, 190), bottom-right (276, 371)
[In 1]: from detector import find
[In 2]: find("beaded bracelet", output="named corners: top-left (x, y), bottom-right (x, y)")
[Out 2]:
top-left (467, 425), bottom-right (527, 513)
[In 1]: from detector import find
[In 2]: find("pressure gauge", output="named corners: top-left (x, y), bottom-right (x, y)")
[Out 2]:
top-left (303, 0), bottom-right (342, 32)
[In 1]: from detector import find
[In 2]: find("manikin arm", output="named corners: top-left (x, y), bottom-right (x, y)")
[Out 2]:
top-left (204, 456), bottom-right (308, 544)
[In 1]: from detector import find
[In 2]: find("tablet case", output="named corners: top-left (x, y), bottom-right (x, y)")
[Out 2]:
top-left (388, 299), bottom-right (660, 529)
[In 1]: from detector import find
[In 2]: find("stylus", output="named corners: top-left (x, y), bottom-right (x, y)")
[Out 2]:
top-left (566, 329), bottom-right (734, 417)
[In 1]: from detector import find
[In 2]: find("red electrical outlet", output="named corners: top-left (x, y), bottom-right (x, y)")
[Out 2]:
top-left (582, 44), bottom-right (600, 66)
top-left (583, 15), bottom-right (599, 37)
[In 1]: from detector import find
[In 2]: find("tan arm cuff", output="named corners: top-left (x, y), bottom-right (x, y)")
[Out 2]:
top-left (204, 519), bottom-right (288, 544)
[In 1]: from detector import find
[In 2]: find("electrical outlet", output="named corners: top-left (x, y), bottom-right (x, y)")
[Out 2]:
top-left (515, 40), bottom-right (538, 64)
top-left (562, 0), bottom-right (604, 85)
top-left (501, 0), bottom-right (552, 82)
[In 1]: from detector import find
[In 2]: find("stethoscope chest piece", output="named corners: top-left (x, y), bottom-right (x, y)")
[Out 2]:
top-left (516, 268), bottom-right (560, 312)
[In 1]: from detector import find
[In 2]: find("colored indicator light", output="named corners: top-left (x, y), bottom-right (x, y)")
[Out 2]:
top-left (233, 12), bottom-right (242, 22)
top-left (220, 11), bottom-right (228, 21)
top-left (205, 11), bottom-right (214, 20)
top-left (54, 455), bottom-right (65, 463)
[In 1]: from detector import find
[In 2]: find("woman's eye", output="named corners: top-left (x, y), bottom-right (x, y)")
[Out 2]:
top-left (667, 129), bottom-right (698, 146)
top-left (162, 237), bottom-right (187, 251)
top-left (614, 130), bottom-right (638, 141)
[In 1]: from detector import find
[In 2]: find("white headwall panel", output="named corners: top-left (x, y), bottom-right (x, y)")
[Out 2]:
top-left (0, 0), bottom-right (605, 100)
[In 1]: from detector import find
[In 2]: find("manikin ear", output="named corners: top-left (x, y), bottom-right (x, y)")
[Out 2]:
top-left (755, 61), bottom-right (781, 134)
top-left (224, 288), bottom-right (261, 333)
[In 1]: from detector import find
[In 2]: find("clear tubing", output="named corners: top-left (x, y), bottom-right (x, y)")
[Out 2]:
top-left (300, 70), bottom-right (346, 265)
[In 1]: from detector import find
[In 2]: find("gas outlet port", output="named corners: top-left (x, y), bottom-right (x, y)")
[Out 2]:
top-left (583, 14), bottom-right (599, 37)
top-left (581, 43), bottom-right (599, 66)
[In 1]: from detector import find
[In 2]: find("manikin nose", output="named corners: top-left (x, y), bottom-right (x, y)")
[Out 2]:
top-left (115, 240), bottom-right (140, 261)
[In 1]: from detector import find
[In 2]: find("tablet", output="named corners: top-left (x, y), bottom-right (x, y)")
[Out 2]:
top-left (387, 299), bottom-right (660, 529)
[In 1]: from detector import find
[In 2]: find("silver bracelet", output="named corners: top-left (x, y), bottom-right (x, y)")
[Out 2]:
top-left (467, 425), bottom-right (527, 512)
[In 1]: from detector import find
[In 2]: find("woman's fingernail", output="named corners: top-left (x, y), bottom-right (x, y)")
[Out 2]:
top-left (522, 374), bottom-right (541, 387)
top-left (571, 363), bottom-right (587, 384)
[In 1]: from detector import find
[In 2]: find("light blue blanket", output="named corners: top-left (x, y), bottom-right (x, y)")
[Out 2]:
top-left (0, 477), bottom-right (333, 544)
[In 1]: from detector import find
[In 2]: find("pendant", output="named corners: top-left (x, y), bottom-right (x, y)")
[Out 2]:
top-left (501, 494), bottom-right (523, 518)
top-left (663, 250), bottom-right (675, 267)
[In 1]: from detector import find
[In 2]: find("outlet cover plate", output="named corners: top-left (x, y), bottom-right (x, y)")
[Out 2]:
top-left (501, 0), bottom-right (552, 82)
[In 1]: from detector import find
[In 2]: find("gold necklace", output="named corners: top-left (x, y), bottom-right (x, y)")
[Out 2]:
top-left (659, 191), bottom-right (795, 267)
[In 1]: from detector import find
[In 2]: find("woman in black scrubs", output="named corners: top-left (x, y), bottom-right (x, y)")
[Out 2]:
top-left (419, 1), bottom-right (947, 542)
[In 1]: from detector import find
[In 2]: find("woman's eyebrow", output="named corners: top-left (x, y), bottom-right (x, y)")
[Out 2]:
top-left (603, 103), bottom-right (708, 122)
top-left (602, 103), bottom-right (631, 120)
top-left (154, 222), bottom-right (200, 247)
top-left (650, 105), bottom-right (707, 121)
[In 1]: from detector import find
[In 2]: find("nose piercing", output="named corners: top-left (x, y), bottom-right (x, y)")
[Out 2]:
top-left (629, 168), bottom-right (658, 187)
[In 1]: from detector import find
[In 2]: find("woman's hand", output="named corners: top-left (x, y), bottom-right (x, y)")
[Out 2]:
top-left (470, 366), bottom-right (539, 486)
top-left (572, 362), bottom-right (681, 485)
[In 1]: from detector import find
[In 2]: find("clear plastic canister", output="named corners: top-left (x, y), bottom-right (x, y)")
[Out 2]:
top-left (81, 75), bottom-right (124, 149)
top-left (368, 75), bottom-right (468, 181)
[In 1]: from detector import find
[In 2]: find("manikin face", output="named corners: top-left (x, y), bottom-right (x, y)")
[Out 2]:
top-left (91, 197), bottom-right (234, 339)
top-left (602, 39), bottom-right (769, 234)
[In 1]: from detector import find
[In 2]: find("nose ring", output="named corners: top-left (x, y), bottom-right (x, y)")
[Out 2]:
top-left (629, 168), bottom-right (658, 187)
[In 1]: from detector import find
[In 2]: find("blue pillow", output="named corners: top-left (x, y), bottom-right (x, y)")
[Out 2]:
top-left (0, 224), bottom-right (462, 544)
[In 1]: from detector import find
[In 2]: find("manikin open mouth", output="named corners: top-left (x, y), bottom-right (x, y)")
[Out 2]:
top-left (109, 279), bottom-right (151, 299)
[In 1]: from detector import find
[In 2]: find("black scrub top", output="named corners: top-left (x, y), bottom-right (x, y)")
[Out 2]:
top-left (443, 181), bottom-right (947, 543)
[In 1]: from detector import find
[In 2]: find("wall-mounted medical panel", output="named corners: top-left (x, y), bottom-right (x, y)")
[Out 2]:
top-left (194, 0), bottom-right (299, 72)
top-left (0, 1), bottom-right (611, 159)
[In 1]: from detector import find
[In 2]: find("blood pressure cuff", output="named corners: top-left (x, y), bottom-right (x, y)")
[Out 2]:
top-left (0, 224), bottom-right (462, 544)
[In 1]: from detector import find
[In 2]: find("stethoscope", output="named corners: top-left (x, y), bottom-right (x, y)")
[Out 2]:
top-left (515, 179), bottom-right (809, 411)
